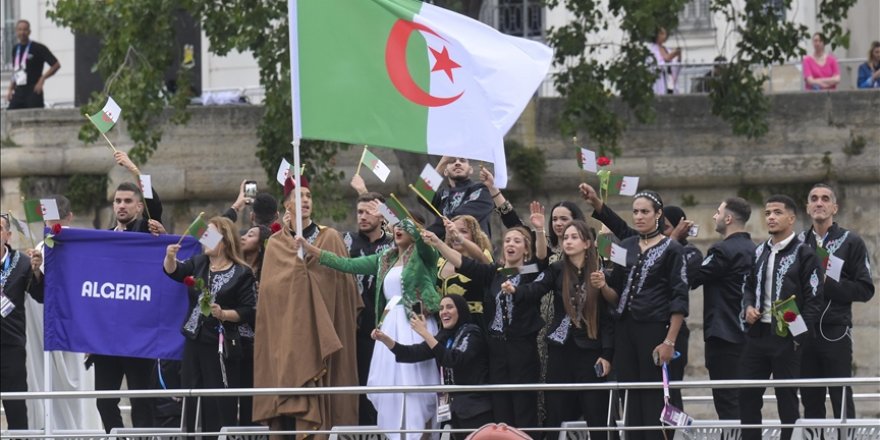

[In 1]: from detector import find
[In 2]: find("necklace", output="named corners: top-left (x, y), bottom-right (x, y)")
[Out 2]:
top-left (639, 229), bottom-right (662, 246)
top-left (210, 258), bottom-right (231, 271)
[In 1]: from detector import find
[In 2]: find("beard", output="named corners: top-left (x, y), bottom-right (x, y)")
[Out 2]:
top-left (449, 173), bottom-right (469, 184)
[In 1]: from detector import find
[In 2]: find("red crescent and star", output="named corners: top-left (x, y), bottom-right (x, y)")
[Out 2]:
top-left (385, 19), bottom-right (464, 107)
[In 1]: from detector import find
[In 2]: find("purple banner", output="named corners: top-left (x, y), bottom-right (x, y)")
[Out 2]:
top-left (44, 228), bottom-right (201, 360)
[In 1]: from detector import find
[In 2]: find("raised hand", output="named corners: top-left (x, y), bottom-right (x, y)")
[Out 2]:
top-left (529, 201), bottom-right (545, 230)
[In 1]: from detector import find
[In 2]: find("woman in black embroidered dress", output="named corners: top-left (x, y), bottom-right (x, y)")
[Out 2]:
top-left (502, 220), bottom-right (615, 438)
top-left (373, 294), bottom-right (492, 438)
top-left (164, 217), bottom-right (257, 438)
top-left (423, 226), bottom-right (542, 433)
top-left (595, 191), bottom-right (688, 440)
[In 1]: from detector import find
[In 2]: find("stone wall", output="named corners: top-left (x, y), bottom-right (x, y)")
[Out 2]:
top-left (2, 90), bottom-right (878, 418)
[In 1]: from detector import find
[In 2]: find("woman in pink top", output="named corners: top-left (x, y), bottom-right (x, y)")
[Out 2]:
top-left (803, 32), bottom-right (840, 91)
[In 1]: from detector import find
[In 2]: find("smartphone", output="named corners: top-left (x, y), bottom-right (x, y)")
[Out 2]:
top-left (687, 224), bottom-right (700, 237)
top-left (653, 350), bottom-right (661, 366)
top-left (244, 181), bottom-right (258, 198)
top-left (411, 301), bottom-right (423, 316)
top-left (594, 362), bottom-right (604, 377)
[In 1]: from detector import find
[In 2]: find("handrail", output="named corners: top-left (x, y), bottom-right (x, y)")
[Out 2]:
top-left (2, 377), bottom-right (877, 400)
top-left (3, 421), bottom-right (880, 439)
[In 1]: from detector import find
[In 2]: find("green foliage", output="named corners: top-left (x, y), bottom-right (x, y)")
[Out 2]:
top-left (66, 174), bottom-right (109, 214)
top-left (549, 0), bottom-right (855, 153)
top-left (505, 139), bottom-right (546, 191)
top-left (185, 0), bottom-right (351, 220)
top-left (48, 0), bottom-right (193, 164)
top-left (680, 194), bottom-right (698, 208)
top-left (843, 132), bottom-right (866, 156)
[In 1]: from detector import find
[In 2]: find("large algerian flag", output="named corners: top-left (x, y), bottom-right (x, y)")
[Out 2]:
top-left (88, 96), bottom-right (122, 133)
top-left (289, 0), bottom-right (552, 188)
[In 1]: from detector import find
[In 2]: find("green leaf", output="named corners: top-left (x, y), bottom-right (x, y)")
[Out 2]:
top-left (44, 236), bottom-right (55, 248)
top-left (199, 292), bottom-right (213, 317)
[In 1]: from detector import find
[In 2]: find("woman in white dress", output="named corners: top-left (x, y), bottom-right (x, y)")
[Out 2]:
top-left (299, 217), bottom-right (443, 440)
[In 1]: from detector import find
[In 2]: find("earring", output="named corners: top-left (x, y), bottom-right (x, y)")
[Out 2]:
top-left (655, 218), bottom-right (660, 230)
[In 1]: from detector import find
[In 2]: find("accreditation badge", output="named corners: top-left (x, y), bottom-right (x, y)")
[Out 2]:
top-left (13, 69), bottom-right (27, 86)
top-left (0, 292), bottom-right (15, 318)
top-left (436, 392), bottom-right (451, 423)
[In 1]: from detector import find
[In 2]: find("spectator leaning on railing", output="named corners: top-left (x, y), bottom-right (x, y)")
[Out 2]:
top-left (803, 32), bottom-right (840, 91)
top-left (857, 41), bottom-right (880, 89)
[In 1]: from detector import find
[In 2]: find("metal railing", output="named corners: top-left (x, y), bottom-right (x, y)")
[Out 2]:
top-left (2, 377), bottom-right (878, 438)
top-left (540, 58), bottom-right (873, 97)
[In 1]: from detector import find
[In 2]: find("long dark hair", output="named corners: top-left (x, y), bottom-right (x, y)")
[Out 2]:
top-left (560, 220), bottom-right (601, 339)
top-left (548, 201), bottom-right (585, 247)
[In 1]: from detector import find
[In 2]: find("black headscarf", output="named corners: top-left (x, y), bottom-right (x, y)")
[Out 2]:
top-left (663, 206), bottom-right (686, 228)
top-left (435, 294), bottom-right (473, 343)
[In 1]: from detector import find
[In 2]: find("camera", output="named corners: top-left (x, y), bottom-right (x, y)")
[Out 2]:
top-left (244, 181), bottom-right (258, 198)
top-left (687, 224), bottom-right (699, 237)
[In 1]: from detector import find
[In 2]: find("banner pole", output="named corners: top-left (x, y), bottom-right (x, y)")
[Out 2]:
top-left (355, 145), bottom-right (367, 176)
top-left (289, 0), bottom-right (304, 259)
top-left (43, 350), bottom-right (53, 436)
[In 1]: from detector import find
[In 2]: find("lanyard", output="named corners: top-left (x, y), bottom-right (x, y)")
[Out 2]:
top-left (0, 250), bottom-right (12, 287)
top-left (14, 42), bottom-right (31, 71)
top-left (661, 362), bottom-right (671, 402)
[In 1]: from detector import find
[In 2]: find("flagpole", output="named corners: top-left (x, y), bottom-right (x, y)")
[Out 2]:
top-left (407, 184), bottom-right (445, 220)
top-left (176, 212), bottom-right (205, 246)
top-left (83, 115), bottom-right (117, 153)
top-left (355, 145), bottom-right (367, 176)
top-left (389, 193), bottom-right (423, 229)
top-left (289, 0), bottom-right (304, 259)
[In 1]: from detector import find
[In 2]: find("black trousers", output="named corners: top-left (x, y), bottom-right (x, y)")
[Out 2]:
top-left (704, 336), bottom-right (744, 420)
top-left (668, 325), bottom-right (689, 411)
top-left (800, 325), bottom-right (855, 419)
top-left (545, 344), bottom-right (610, 440)
top-left (1, 345), bottom-right (29, 430)
top-left (738, 323), bottom-right (802, 440)
top-left (182, 340), bottom-right (239, 440)
top-left (451, 409), bottom-right (495, 440)
top-left (8, 87), bottom-right (44, 109)
top-left (238, 339), bottom-right (256, 426)
top-left (356, 329), bottom-right (378, 425)
top-left (93, 354), bottom-right (156, 433)
top-left (488, 335), bottom-right (539, 433)
top-left (614, 318), bottom-right (666, 440)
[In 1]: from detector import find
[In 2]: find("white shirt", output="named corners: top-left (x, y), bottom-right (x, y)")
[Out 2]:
top-left (761, 232), bottom-right (796, 323)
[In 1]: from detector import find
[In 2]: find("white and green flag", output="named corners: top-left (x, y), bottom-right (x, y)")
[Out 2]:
top-left (88, 96), bottom-right (122, 133)
top-left (289, 0), bottom-right (552, 188)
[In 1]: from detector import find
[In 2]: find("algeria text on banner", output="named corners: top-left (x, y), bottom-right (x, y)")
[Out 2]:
top-left (44, 228), bottom-right (201, 360)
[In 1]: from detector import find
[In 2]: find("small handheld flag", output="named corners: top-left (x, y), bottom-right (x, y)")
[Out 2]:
top-left (88, 97), bottom-right (122, 134)
top-left (413, 164), bottom-right (444, 201)
top-left (609, 175), bottom-right (640, 197)
top-left (597, 234), bottom-right (613, 259)
top-left (23, 200), bottom-right (44, 223)
top-left (579, 148), bottom-right (597, 173)
top-left (360, 148), bottom-right (391, 182)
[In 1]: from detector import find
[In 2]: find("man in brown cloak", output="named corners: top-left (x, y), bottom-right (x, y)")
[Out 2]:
top-left (253, 175), bottom-right (362, 439)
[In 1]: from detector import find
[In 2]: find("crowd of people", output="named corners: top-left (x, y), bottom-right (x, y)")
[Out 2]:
top-left (1, 151), bottom-right (875, 440)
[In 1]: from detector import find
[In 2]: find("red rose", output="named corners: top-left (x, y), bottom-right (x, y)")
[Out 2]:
top-left (183, 276), bottom-right (196, 287)
top-left (270, 222), bottom-right (282, 233)
top-left (597, 156), bottom-right (612, 167)
top-left (51, 223), bottom-right (62, 235)
top-left (783, 311), bottom-right (797, 323)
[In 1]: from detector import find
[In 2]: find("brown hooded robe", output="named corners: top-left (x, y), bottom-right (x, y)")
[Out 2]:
top-left (253, 226), bottom-right (362, 439)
